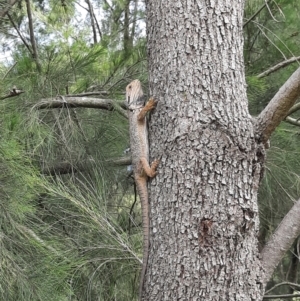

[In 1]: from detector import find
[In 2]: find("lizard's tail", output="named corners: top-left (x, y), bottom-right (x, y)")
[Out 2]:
top-left (136, 178), bottom-right (149, 301)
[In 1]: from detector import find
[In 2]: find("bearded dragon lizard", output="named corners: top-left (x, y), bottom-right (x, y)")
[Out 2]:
top-left (126, 79), bottom-right (159, 300)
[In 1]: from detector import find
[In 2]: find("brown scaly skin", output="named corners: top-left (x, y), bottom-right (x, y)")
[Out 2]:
top-left (126, 80), bottom-right (159, 300)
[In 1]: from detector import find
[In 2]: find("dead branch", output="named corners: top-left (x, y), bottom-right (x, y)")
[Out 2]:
top-left (285, 116), bottom-right (300, 127)
top-left (0, 86), bottom-right (24, 100)
top-left (260, 198), bottom-right (300, 285)
top-left (265, 281), bottom-right (300, 294)
top-left (286, 102), bottom-right (300, 116)
top-left (257, 56), bottom-right (300, 78)
top-left (33, 96), bottom-right (128, 118)
top-left (255, 67), bottom-right (300, 143)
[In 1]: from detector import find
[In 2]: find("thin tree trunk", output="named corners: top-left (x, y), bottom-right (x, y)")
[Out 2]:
top-left (85, 0), bottom-right (98, 44)
top-left (131, 0), bottom-right (138, 41)
top-left (144, 0), bottom-right (264, 300)
top-left (25, 0), bottom-right (41, 72)
top-left (123, 0), bottom-right (132, 57)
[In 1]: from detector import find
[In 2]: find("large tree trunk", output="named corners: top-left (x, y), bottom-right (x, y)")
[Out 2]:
top-left (144, 0), bottom-right (265, 299)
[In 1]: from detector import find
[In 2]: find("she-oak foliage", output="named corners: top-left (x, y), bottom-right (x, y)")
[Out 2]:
top-left (0, 0), bottom-right (300, 300)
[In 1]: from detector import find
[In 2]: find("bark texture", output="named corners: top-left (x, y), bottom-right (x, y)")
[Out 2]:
top-left (255, 66), bottom-right (300, 144)
top-left (145, 0), bottom-right (264, 300)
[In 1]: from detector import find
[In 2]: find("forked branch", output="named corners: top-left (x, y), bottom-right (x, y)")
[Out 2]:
top-left (255, 67), bottom-right (300, 143)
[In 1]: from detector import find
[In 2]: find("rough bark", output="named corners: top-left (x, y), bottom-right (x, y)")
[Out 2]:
top-left (255, 67), bottom-right (300, 144)
top-left (123, 0), bottom-right (133, 56)
top-left (145, 0), bottom-right (264, 300)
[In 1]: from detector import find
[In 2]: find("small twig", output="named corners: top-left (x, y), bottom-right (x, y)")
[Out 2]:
top-left (257, 56), bottom-right (300, 78)
top-left (2, 62), bottom-right (17, 80)
top-left (243, 0), bottom-right (271, 28)
top-left (265, 281), bottom-right (300, 294)
top-left (7, 13), bottom-right (33, 56)
top-left (286, 102), bottom-right (300, 116)
top-left (65, 92), bottom-right (109, 97)
top-left (285, 116), bottom-right (300, 127)
top-left (263, 293), bottom-right (300, 299)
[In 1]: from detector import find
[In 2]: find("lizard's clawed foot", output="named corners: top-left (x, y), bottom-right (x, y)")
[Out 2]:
top-left (145, 97), bottom-right (158, 110)
top-left (149, 159), bottom-right (159, 177)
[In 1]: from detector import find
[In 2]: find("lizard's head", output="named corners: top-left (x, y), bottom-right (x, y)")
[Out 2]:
top-left (126, 79), bottom-right (145, 110)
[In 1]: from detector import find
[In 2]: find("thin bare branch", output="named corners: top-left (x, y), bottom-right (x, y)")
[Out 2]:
top-left (41, 156), bottom-right (132, 175)
top-left (284, 116), bottom-right (300, 127)
top-left (261, 198), bottom-right (300, 285)
top-left (243, 0), bottom-right (271, 28)
top-left (33, 97), bottom-right (128, 118)
top-left (265, 281), bottom-right (300, 294)
top-left (7, 13), bottom-right (33, 55)
top-left (255, 67), bottom-right (300, 143)
top-left (65, 91), bottom-right (109, 97)
top-left (257, 56), bottom-right (300, 78)
top-left (286, 102), bottom-right (300, 116)
top-left (263, 293), bottom-right (300, 299)
top-left (2, 62), bottom-right (17, 79)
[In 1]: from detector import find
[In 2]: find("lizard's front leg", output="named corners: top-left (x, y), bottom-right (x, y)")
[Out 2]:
top-left (140, 157), bottom-right (159, 178)
top-left (138, 98), bottom-right (158, 122)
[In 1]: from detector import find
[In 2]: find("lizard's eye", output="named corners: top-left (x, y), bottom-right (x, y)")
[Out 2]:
top-left (128, 85), bottom-right (132, 89)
